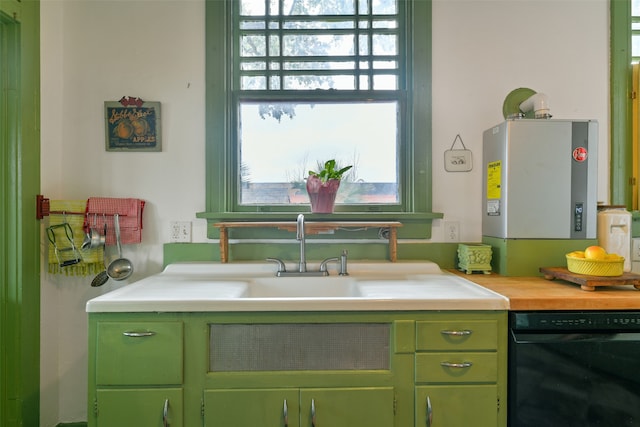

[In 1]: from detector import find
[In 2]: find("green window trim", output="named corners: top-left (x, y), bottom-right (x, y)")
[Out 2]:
top-left (1, 2), bottom-right (41, 427)
top-left (611, 0), bottom-right (633, 207)
top-left (199, 0), bottom-right (442, 239)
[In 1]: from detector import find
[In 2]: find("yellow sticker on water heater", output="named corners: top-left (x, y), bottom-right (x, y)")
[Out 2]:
top-left (486, 160), bottom-right (501, 199)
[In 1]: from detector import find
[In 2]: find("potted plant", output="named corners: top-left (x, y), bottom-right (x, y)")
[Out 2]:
top-left (306, 159), bottom-right (352, 213)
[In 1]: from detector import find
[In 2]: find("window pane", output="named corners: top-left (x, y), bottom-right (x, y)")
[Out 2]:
top-left (241, 76), bottom-right (267, 89)
top-left (372, 0), bottom-right (397, 14)
top-left (372, 34), bottom-right (397, 55)
top-left (633, 0), bottom-right (640, 17)
top-left (284, 61), bottom-right (356, 70)
top-left (285, 0), bottom-right (356, 15)
top-left (283, 34), bottom-right (355, 56)
top-left (238, 102), bottom-right (399, 205)
top-left (240, 20), bottom-right (266, 30)
top-left (373, 75), bottom-right (397, 90)
top-left (240, 61), bottom-right (267, 71)
top-left (633, 34), bottom-right (640, 58)
top-left (241, 35), bottom-right (266, 56)
top-left (240, 0), bottom-right (265, 16)
top-left (283, 20), bottom-right (355, 30)
top-left (283, 74), bottom-right (355, 89)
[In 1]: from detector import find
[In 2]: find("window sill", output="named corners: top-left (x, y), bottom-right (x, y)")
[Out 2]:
top-left (196, 211), bottom-right (443, 222)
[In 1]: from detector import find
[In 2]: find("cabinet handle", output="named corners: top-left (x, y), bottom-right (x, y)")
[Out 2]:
top-left (163, 398), bottom-right (169, 427)
top-left (283, 399), bottom-right (288, 427)
top-left (440, 329), bottom-right (472, 336)
top-left (311, 398), bottom-right (316, 427)
top-left (122, 331), bottom-right (156, 337)
top-left (440, 361), bottom-right (473, 369)
top-left (426, 396), bottom-right (433, 427)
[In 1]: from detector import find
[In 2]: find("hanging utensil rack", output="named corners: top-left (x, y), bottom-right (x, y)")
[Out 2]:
top-left (36, 195), bottom-right (128, 219)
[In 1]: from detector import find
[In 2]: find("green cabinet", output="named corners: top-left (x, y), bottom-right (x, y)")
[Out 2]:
top-left (414, 317), bottom-right (504, 427)
top-left (92, 321), bottom-right (184, 426)
top-left (204, 387), bottom-right (394, 427)
top-left (88, 311), bottom-right (507, 427)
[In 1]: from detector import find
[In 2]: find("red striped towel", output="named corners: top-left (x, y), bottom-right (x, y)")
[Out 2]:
top-left (85, 198), bottom-right (145, 245)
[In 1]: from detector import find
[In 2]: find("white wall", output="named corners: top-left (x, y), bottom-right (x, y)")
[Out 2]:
top-left (39, 0), bottom-right (609, 425)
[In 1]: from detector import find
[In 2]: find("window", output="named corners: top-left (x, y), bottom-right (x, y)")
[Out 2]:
top-left (204, 0), bottom-right (435, 224)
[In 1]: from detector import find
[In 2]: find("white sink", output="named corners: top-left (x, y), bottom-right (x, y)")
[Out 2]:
top-left (86, 261), bottom-right (509, 312)
top-left (243, 276), bottom-right (361, 298)
top-left (357, 276), bottom-right (502, 301)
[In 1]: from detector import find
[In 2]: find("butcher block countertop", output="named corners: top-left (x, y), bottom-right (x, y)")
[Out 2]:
top-left (453, 270), bottom-right (640, 311)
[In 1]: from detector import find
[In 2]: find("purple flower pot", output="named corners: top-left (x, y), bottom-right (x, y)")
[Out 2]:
top-left (306, 176), bottom-right (340, 213)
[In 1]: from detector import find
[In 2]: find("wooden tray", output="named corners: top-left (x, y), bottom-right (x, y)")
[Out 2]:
top-left (540, 267), bottom-right (640, 291)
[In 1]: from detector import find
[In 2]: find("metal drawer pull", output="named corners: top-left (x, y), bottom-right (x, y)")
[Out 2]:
top-left (441, 361), bottom-right (473, 368)
top-left (426, 396), bottom-right (433, 427)
top-left (283, 399), bottom-right (288, 427)
top-left (122, 331), bottom-right (156, 337)
top-left (163, 398), bottom-right (169, 427)
top-left (440, 329), bottom-right (472, 336)
top-left (311, 398), bottom-right (316, 427)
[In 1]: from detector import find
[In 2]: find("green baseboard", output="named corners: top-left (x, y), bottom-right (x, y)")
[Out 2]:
top-left (57, 423), bottom-right (87, 427)
top-left (482, 236), bottom-right (598, 276)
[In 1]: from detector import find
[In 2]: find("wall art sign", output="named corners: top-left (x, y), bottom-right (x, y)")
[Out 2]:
top-left (444, 133), bottom-right (473, 172)
top-left (105, 97), bottom-right (162, 152)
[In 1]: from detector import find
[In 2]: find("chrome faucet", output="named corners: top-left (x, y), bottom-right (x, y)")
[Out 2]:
top-left (297, 213), bottom-right (307, 273)
top-left (265, 214), bottom-right (349, 277)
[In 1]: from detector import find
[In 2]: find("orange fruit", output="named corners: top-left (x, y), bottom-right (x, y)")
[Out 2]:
top-left (584, 245), bottom-right (607, 260)
top-left (114, 120), bottom-right (133, 139)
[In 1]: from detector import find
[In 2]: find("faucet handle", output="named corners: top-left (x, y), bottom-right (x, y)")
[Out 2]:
top-left (266, 258), bottom-right (287, 274)
top-left (319, 257), bottom-right (339, 274)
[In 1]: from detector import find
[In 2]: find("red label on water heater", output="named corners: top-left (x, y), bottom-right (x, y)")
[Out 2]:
top-left (573, 147), bottom-right (588, 162)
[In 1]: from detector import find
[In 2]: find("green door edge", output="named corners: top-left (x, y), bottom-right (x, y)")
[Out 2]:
top-left (610, 0), bottom-right (633, 207)
top-left (0, 1), bottom-right (41, 426)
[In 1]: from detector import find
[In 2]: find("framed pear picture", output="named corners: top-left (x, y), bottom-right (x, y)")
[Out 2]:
top-left (105, 97), bottom-right (162, 152)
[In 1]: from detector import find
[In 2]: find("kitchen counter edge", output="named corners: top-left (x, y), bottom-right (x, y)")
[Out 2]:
top-left (454, 270), bottom-right (640, 310)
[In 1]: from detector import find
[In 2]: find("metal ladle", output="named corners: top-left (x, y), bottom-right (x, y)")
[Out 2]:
top-left (106, 214), bottom-right (133, 281)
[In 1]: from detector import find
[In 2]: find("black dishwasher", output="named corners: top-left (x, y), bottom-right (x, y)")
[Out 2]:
top-left (509, 311), bottom-right (640, 427)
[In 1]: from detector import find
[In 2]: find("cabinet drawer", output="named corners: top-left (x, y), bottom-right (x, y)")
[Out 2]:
top-left (96, 322), bottom-right (183, 385)
top-left (96, 388), bottom-right (183, 427)
top-left (415, 352), bottom-right (497, 383)
top-left (416, 320), bottom-right (497, 351)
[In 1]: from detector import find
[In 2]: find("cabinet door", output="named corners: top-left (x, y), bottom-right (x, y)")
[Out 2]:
top-left (416, 385), bottom-right (497, 427)
top-left (300, 387), bottom-right (395, 427)
top-left (204, 389), bottom-right (299, 427)
top-left (96, 321), bottom-right (183, 385)
top-left (96, 388), bottom-right (183, 427)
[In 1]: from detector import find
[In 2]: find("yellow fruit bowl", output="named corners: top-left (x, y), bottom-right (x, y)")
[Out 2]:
top-left (566, 252), bottom-right (624, 277)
